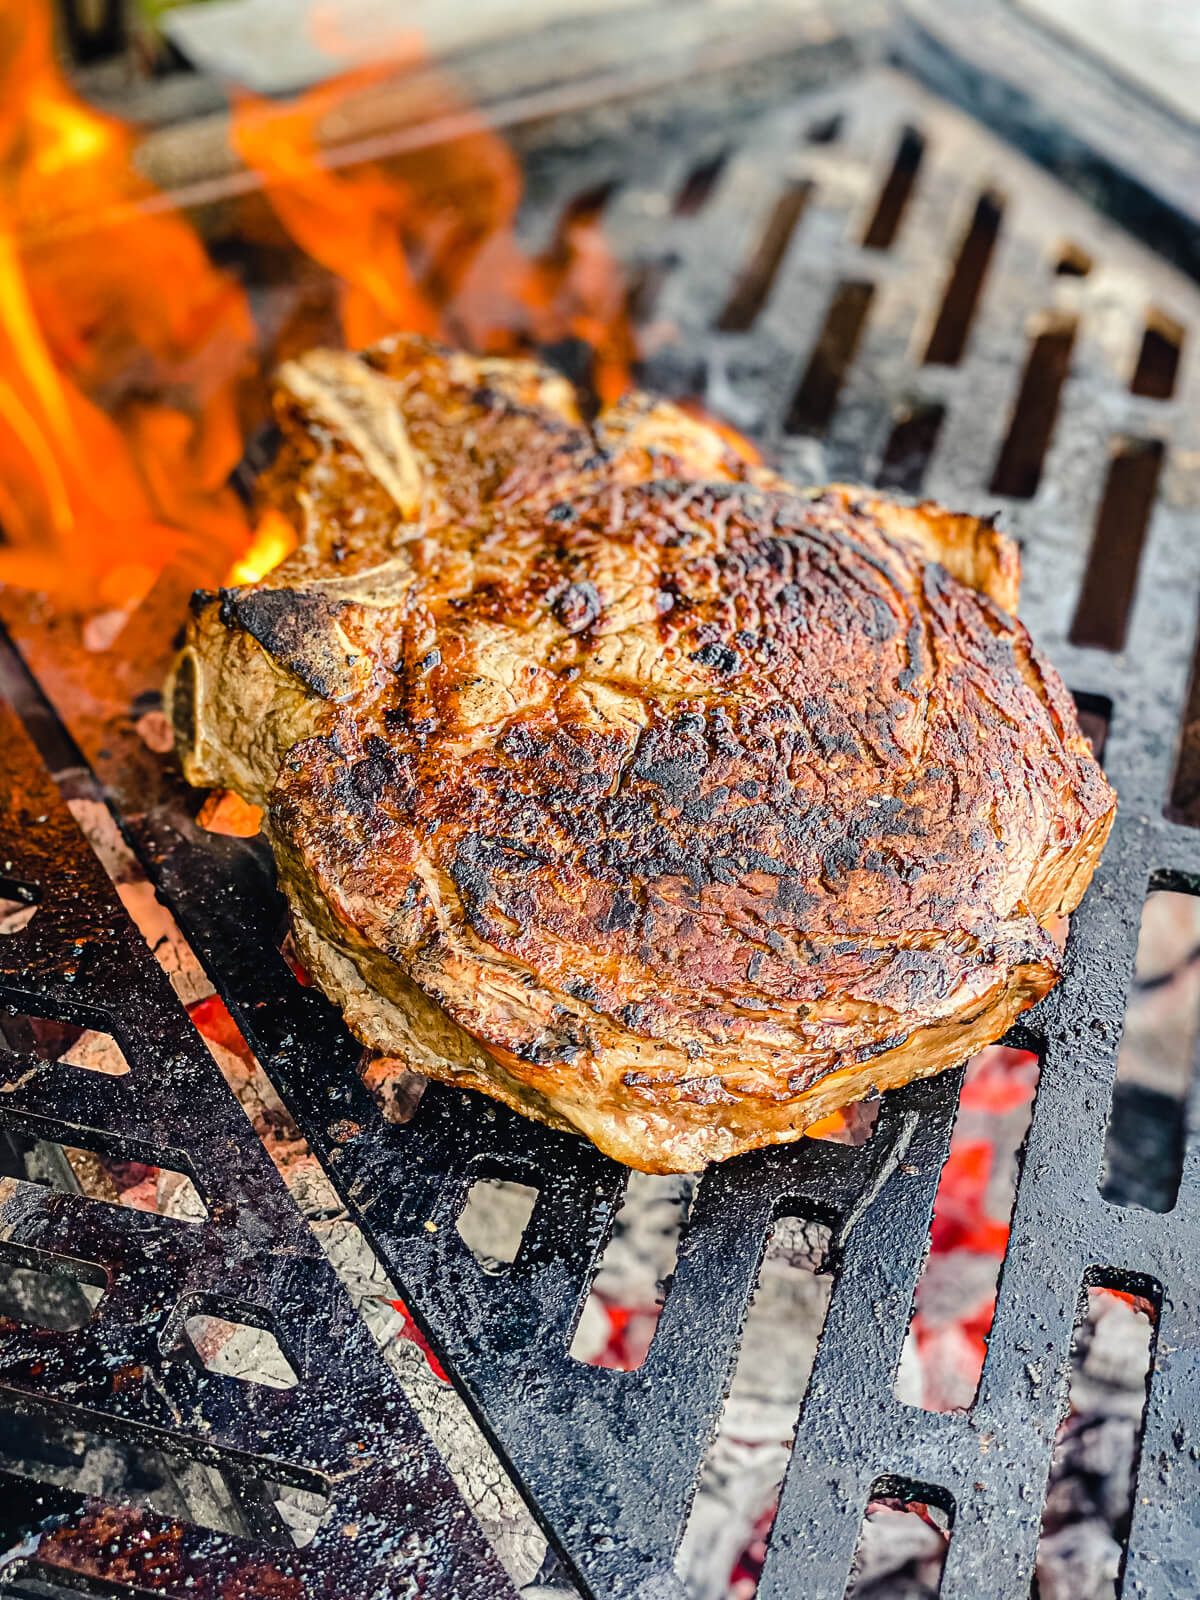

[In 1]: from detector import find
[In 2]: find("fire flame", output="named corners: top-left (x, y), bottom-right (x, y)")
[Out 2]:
top-left (230, 58), bottom-right (637, 403)
top-left (227, 508), bottom-right (299, 587)
top-left (0, 2), bottom-right (638, 609)
top-left (0, 2), bottom-right (254, 606)
top-left (231, 61), bottom-right (444, 351)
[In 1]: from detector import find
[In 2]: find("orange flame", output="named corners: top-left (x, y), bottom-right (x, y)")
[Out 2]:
top-left (232, 60), bottom-right (444, 351)
top-left (231, 53), bottom-right (637, 397)
top-left (0, 1), bottom-right (254, 606)
top-left (228, 509), bottom-right (299, 587)
top-left (0, 4), bottom-right (638, 610)
top-left (803, 1108), bottom-right (848, 1139)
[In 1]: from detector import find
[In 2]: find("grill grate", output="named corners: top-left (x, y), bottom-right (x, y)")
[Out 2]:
top-left (0, 697), bottom-right (513, 1598)
top-left (2, 50), bottom-right (1200, 1600)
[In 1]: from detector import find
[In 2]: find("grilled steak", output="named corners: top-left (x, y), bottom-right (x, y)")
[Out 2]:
top-left (168, 336), bottom-right (1115, 1172)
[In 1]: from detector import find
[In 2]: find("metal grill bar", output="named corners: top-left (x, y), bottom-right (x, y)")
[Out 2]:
top-left (2, 48), bottom-right (1200, 1600)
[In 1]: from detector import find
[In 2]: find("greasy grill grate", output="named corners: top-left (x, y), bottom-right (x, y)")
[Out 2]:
top-left (3, 48), bottom-right (1200, 1600)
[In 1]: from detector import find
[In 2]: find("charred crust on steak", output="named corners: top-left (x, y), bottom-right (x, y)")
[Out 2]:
top-left (219, 586), bottom-right (354, 699)
top-left (169, 335), bottom-right (1116, 1172)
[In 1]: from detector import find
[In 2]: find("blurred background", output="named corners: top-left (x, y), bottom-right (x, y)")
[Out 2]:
top-left (50, 0), bottom-right (1200, 120)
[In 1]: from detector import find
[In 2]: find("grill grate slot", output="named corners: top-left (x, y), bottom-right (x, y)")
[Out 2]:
top-left (784, 278), bottom-right (875, 434)
top-left (553, 180), bottom-right (617, 234)
top-left (1033, 1277), bottom-right (1159, 1599)
top-left (1071, 691), bottom-right (1112, 765)
top-left (625, 257), bottom-right (674, 325)
top-left (860, 125), bottom-right (925, 250)
top-left (170, 1299), bottom-right (301, 1392)
top-left (674, 150), bottom-right (729, 216)
top-left (715, 180), bottom-right (813, 332)
top-left (988, 313), bottom-right (1076, 498)
top-left (1054, 241), bottom-right (1093, 277)
top-left (0, 876), bottom-right (39, 935)
top-left (877, 401), bottom-right (946, 492)
top-left (456, 1178), bottom-right (539, 1272)
top-left (922, 190), bottom-right (1003, 366)
top-left (806, 111), bottom-right (845, 144)
top-left (843, 1480), bottom-right (952, 1599)
top-left (1130, 310), bottom-right (1184, 400)
top-left (0, 1009), bottom-right (129, 1077)
top-left (1099, 886), bottom-right (1199, 1214)
top-left (0, 1403), bottom-right (330, 1549)
top-left (899, 1047), bottom-right (1041, 1415)
top-left (0, 1117), bottom-right (209, 1221)
top-left (1068, 436), bottom-right (1163, 652)
top-left (1168, 628), bottom-right (1200, 829)
top-left (0, 1246), bottom-right (105, 1333)
top-left (679, 1216), bottom-right (833, 1592)
top-left (569, 1171), bottom-right (692, 1371)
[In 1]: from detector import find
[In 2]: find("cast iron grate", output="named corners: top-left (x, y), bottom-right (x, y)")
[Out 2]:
top-left (3, 50), bottom-right (1200, 1600)
top-left (0, 696), bottom-right (513, 1599)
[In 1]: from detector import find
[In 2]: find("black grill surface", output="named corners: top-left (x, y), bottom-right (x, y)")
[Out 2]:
top-left (0, 696), bottom-right (514, 1599)
top-left (2, 44), bottom-right (1200, 1600)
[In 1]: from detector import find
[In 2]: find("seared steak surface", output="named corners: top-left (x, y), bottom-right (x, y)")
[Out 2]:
top-left (170, 337), bottom-right (1114, 1171)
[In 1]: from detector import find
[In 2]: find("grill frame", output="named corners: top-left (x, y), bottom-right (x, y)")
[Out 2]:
top-left (1, 32), bottom-right (1200, 1600)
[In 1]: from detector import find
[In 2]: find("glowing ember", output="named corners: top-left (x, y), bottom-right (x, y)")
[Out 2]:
top-left (381, 1295), bottom-right (449, 1382)
top-left (804, 1108), bottom-right (849, 1139)
top-left (196, 789), bottom-right (264, 837)
top-left (908, 1044), bottom-right (1041, 1413)
top-left (585, 1301), bottom-right (662, 1374)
